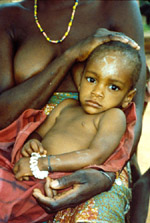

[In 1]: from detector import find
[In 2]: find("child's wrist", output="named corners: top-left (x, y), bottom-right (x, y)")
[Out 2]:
top-left (30, 153), bottom-right (48, 179)
top-left (39, 156), bottom-right (53, 172)
top-left (27, 132), bottom-right (42, 141)
top-left (38, 157), bottom-right (49, 171)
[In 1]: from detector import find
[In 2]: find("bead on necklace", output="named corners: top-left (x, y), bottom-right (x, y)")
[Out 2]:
top-left (34, 0), bottom-right (79, 44)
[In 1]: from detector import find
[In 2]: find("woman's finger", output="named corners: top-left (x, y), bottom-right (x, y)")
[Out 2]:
top-left (33, 184), bottom-right (82, 213)
top-left (50, 170), bottom-right (87, 190)
top-left (94, 29), bottom-right (140, 50)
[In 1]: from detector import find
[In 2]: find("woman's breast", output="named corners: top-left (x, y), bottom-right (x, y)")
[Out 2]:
top-left (13, 38), bottom-right (76, 91)
top-left (14, 36), bottom-right (58, 81)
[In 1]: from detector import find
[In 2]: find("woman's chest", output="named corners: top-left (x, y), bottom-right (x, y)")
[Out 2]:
top-left (13, 1), bottom-right (111, 84)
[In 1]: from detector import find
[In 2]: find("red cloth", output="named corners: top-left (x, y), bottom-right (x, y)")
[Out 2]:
top-left (0, 109), bottom-right (52, 223)
top-left (0, 103), bottom-right (136, 222)
top-left (86, 102), bottom-right (136, 172)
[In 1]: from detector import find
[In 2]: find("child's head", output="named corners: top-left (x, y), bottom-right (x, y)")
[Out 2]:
top-left (79, 41), bottom-right (141, 114)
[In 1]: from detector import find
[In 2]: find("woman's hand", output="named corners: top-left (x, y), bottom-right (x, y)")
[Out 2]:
top-left (33, 169), bottom-right (115, 213)
top-left (93, 28), bottom-right (140, 49)
top-left (72, 28), bottom-right (140, 62)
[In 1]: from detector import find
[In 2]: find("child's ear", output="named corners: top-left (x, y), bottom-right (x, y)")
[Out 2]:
top-left (122, 88), bottom-right (136, 108)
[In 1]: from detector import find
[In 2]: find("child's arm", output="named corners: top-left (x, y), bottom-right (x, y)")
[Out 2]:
top-left (21, 108), bottom-right (60, 157)
top-left (14, 107), bottom-right (126, 180)
top-left (14, 99), bottom-right (77, 180)
top-left (38, 108), bottom-right (126, 172)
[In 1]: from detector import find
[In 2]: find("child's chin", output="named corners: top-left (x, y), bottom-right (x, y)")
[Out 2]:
top-left (84, 107), bottom-right (101, 115)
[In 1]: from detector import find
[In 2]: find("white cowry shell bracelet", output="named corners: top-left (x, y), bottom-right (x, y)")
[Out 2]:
top-left (30, 152), bottom-right (49, 179)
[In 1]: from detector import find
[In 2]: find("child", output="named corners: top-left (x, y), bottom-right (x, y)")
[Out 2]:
top-left (14, 41), bottom-right (141, 222)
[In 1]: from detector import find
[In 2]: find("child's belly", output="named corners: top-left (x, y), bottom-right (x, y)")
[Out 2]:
top-left (41, 131), bottom-right (93, 155)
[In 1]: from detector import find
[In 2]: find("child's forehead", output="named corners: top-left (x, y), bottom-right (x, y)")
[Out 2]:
top-left (88, 51), bottom-right (127, 66)
top-left (101, 55), bottom-right (118, 64)
top-left (92, 49), bottom-right (125, 60)
top-left (85, 50), bottom-right (134, 80)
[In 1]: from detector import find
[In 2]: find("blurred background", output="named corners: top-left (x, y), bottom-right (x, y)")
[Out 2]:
top-left (0, 0), bottom-right (149, 222)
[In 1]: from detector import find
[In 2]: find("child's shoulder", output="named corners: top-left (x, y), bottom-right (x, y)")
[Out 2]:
top-left (60, 98), bottom-right (79, 107)
top-left (105, 107), bottom-right (125, 116)
top-left (46, 98), bottom-right (79, 120)
top-left (95, 107), bottom-right (126, 128)
top-left (103, 107), bottom-right (126, 122)
top-left (54, 98), bottom-right (79, 113)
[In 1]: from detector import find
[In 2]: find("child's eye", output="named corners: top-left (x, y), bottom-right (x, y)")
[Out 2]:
top-left (109, 84), bottom-right (120, 91)
top-left (86, 77), bottom-right (96, 83)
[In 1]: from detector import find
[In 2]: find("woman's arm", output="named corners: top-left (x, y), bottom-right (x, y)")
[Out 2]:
top-left (0, 6), bottom-right (140, 130)
top-left (33, 169), bottom-right (115, 212)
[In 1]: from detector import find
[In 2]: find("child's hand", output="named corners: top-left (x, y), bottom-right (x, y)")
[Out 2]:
top-left (13, 157), bottom-right (33, 181)
top-left (33, 177), bottom-right (57, 201)
top-left (21, 139), bottom-right (47, 157)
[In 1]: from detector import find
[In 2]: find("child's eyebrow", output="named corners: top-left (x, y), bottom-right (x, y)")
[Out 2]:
top-left (109, 78), bottom-right (125, 86)
top-left (86, 70), bottom-right (98, 76)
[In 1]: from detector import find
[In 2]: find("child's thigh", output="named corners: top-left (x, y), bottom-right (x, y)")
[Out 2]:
top-left (53, 184), bottom-right (131, 223)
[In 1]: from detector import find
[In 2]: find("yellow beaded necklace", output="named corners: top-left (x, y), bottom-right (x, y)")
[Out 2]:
top-left (34, 0), bottom-right (79, 44)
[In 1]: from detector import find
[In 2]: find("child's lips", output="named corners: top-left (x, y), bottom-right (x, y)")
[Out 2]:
top-left (85, 100), bottom-right (102, 108)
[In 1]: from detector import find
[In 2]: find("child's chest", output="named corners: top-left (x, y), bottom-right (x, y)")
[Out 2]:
top-left (53, 107), bottom-right (102, 141)
top-left (44, 106), bottom-right (103, 154)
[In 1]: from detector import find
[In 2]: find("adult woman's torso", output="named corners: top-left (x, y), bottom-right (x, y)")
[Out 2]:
top-left (8, 0), bottom-right (113, 91)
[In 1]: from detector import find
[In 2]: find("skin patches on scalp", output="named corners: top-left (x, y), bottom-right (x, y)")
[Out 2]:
top-left (101, 55), bottom-right (118, 76)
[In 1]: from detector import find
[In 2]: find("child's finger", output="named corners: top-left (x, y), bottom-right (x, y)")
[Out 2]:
top-left (43, 150), bottom-right (47, 155)
top-left (26, 147), bottom-right (34, 156)
top-left (15, 172), bottom-right (23, 181)
top-left (23, 176), bottom-right (29, 181)
top-left (39, 145), bottom-right (45, 154)
top-left (33, 188), bottom-right (44, 199)
top-left (30, 141), bottom-right (39, 152)
top-left (15, 171), bottom-right (22, 180)
top-left (45, 177), bottom-right (54, 198)
top-left (22, 149), bottom-right (30, 157)
top-left (39, 145), bottom-right (47, 155)
top-left (53, 189), bottom-right (57, 196)
top-left (15, 170), bottom-right (30, 181)
top-left (13, 163), bottom-right (18, 174)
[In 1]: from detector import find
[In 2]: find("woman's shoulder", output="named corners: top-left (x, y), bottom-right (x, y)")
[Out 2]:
top-left (0, 1), bottom-right (32, 27)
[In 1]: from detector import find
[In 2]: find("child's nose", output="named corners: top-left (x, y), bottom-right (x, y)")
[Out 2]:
top-left (91, 85), bottom-right (104, 98)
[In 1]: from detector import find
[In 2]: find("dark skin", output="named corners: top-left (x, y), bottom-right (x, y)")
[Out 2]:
top-left (130, 168), bottom-right (150, 223)
top-left (0, 0), bottom-right (146, 216)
